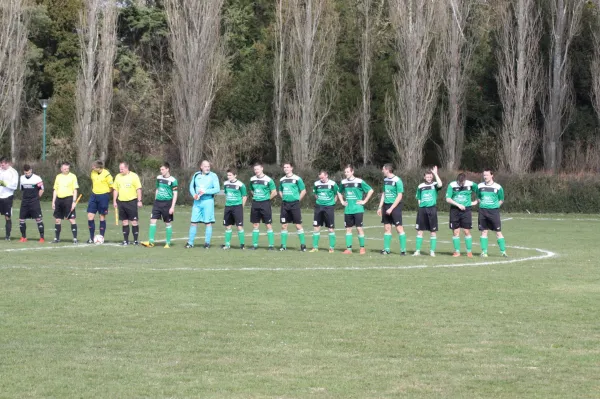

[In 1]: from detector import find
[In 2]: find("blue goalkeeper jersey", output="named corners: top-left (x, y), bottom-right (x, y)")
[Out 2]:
top-left (189, 171), bottom-right (220, 201)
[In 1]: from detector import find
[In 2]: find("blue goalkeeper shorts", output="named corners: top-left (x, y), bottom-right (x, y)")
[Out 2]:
top-left (191, 199), bottom-right (215, 224)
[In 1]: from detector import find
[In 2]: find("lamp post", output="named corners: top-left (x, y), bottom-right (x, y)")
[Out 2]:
top-left (39, 99), bottom-right (48, 161)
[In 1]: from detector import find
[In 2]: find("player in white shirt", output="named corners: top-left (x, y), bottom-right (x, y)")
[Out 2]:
top-left (0, 157), bottom-right (19, 240)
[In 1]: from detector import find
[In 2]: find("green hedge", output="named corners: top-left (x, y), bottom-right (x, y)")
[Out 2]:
top-left (19, 162), bottom-right (600, 213)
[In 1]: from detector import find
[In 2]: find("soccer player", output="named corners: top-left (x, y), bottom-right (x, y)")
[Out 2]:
top-left (222, 168), bottom-right (247, 250)
top-left (249, 163), bottom-right (277, 250)
top-left (279, 162), bottom-right (307, 251)
top-left (18, 164), bottom-right (45, 242)
top-left (141, 162), bottom-right (178, 248)
top-left (86, 160), bottom-right (113, 244)
top-left (52, 161), bottom-right (79, 243)
top-left (310, 170), bottom-right (338, 253)
top-left (186, 160), bottom-right (220, 249)
top-left (413, 166), bottom-right (443, 257)
top-left (446, 172), bottom-right (477, 258)
top-left (477, 168), bottom-right (507, 257)
top-left (337, 164), bottom-right (374, 254)
top-left (377, 163), bottom-right (407, 255)
top-left (0, 157), bottom-right (18, 240)
top-left (112, 162), bottom-right (143, 245)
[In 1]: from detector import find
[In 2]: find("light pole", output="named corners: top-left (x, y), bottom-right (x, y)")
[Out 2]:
top-left (39, 99), bottom-right (48, 161)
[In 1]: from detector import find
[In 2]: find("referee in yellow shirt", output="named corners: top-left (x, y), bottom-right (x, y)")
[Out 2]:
top-left (87, 160), bottom-right (113, 244)
top-left (113, 162), bottom-right (142, 245)
top-left (52, 161), bottom-right (79, 243)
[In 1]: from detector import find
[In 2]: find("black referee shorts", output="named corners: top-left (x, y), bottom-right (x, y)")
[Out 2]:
top-left (118, 199), bottom-right (138, 221)
top-left (151, 200), bottom-right (173, 223)
top-left (223, 205), bottom-right (244, 227)
top-left (344, 213), bottom-right (364, 228)
top-left (313, 205), bottom-right (335, 228)
top-left (280, 201), bottom-right (302, 225)
top-left (250, 200), bottom-right (272, 224)
top-left (449, 207), bottom-right (472, 230)
top-left (20, 201), bottom-right (43, 220)
top-left (54, 197), bottom-right (75, 219)
top-left (416, 206), bottom-right (438, 232)
top-left (381, 202), bottom-right (403, 226)
top-left (478, 208), bottom-right (502, 232)
top-left (0, 195), bottom-right (14, 217)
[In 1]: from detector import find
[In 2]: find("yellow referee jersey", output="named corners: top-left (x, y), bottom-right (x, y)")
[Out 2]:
top-left (91, 169), bottom-right (113, 194)
top-left (113, 172), bottom-right (142, 201)
top-left (53, 173), bottom-right (79, 199)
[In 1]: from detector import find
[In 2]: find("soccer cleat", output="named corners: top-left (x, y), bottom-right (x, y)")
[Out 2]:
top-left (73, 238), bottom-right (78, 244)
top-left (279, 246), bottom-right (287, 251)
top-left (501, 251), bottom-right (508, 257)
top-left (52, 238), bottom-right (60, 243)
top-left (467, 252), bottom-right (473, 258)
top-left (329, 248), bottom-right (335, 254)
top-left (86, 239), bottom-right (94, 244)
top-left (400, 251), bottom-right (406, 256)
top-left (184, 243), bottom-right (194, 249)
top-left (452, 252), bottom-right (461, 257)
top-left (309, 248), bottom-right (319, 253)
top-left (164, 244), bottom-right (170, 249)
top-left (221, 245), bottom-right (230, 250)
top-left (359, 248), bottom-right (366, 255)
top-left (343, 249), bottom-right (352, 254)
top-left (267, 246), bottom-right (275, 251)
top-left (39, 238), bottom-right (45, 243)
top-left (300, 244), bottom-right (307, 252)
top-left (380, 249), bottom-right (390, 255)
top-left (141, 241), bottom-right (154, 248)
top-left (430, 251), bottom-right (436, 257)
top-left (203, 243), bottom-right (210, 249)
top-left (480, 252), bottom-right (488, 258)
top-left (19, 237), bottom-right (27, 243)
top-left (249, 246), bottom-right (258, 250)
top-left (240, 244), bottom-right (245, 250)
top-left (121, 241), bottom-right (129, 246)
top-left (133, 241), bottom-right (139, 246)
top-left (412, 251), bottom-right (421, 256)
top-left (4, 236), bottom-right (10, 241)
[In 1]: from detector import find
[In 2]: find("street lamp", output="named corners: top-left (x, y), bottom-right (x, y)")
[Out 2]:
top-left (39, 99), bottom-right (48, 161)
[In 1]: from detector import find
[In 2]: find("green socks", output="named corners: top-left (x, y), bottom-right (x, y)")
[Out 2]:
top-left (252, 229), bottom-right (260, 247)
top-left (480, 237), bottom-right (488, 253)
top-left (430, 236), bottom-right (437, 252)
top-left (148, 224), bottom-right (157, 243)
top-left (399, 233), bottom-right (406, 252)
top-left (225, 229), bottom-right (232, 247)
top-left (313, 232), bottom-right (320, 248)
top-left (453, 236), bottom-right (460, 252)
top-left (415, 236), bottom-right (423, 251)
top-left (165, 225), bottom-right (172, 245)
top-left (358, 234), bottom-right (365, 248)
top-left (238, 229), bottom-right (245, 245)
top-left (267, 230), bottom-right (274, 247)
top-left (383, 233), bottom-right (392, 251)
top-left (281, 230), bottom-right (288, 248)
top-left (465, 236), bottom-right (472, 252)
top-left (328, 232), bottom-right (335, 249)
top-left (497, 237), bottom-right (506, 252)
top-left (298, 230), bottom-right (306, 245)
top-left (346, 233), bottom-right (353, 248)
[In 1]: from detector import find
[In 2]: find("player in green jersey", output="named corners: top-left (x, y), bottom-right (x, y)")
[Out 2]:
top-left (141, 162), bottom-right (178, 248)
top-left (279, 162), bottom-right (307, 251)
top-left (309, 170), bottom-right (338, 253)
top-left (413, 166), bottom-right (442, 257)
top-left (476, 168), bottom-right (507, 257)
top-left (337, 165), bottom-right (374, 254)
top-left (377, 163), bottom-right (407, 255)
top-left (446, 173), bottom-right (478, 258)
top-left (249, 163), bottom-right (277, 250)
top-left (222, 168), bottom-right (248, 249)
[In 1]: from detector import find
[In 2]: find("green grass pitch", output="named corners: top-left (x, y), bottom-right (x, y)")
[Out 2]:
top-left (1, 202), bottom-right (599, 398)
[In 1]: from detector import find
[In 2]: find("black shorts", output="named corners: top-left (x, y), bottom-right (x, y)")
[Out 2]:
top-left (0, 195), bottom-right (14, 217)
top-left (250, 200), bottom-right (272, 224)
top-left (313, 205), bottom-right (335, 228)
top-left (280, 201), bottom-right (302, 225)
top-left (151, 200), bottom-right (173, 223)
top-left (381, 202), bottom-right (403, 226)
top-left (118, 199), bottom-right (138, 221)
top-left (20, 201), bottom-right (43, 220)
top-left (344, 213), bottom-right (364, 228)
top-left (54, 197), bottom-right (75, 219)
top-left (449, 207), bottom-right (472, 230)
top-left (416, 206), bottom-right (438, 232)
top-left (223, 205), bottom-right (244, 227)
top-left (478, 208), bottom-right (501, 232)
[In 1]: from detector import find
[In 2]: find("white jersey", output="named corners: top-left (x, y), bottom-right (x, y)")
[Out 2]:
top-left (0, 166), bottom-right (19, 198)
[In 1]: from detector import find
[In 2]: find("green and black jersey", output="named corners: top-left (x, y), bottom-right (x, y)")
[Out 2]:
top-left (155, 175), bottom-right (178, 201)
top-left (279, 174), bottom-right (305, 203)
top-left (250, 175), bottom-right (276, 202)
top-left (416, 181), bottom-right (442, 207)
top-left (476, 182), bottom-right (504, 209)
top-left (313, 179), bottom-right (338, 206)
top-left (383, 176), bottom-right (403, 204)
top-left (224, 179), bottom-right (247, 206)
top-left (446, 180), bottom-right (475, 208)
top-left (339, 178), bottom-right (372, 214)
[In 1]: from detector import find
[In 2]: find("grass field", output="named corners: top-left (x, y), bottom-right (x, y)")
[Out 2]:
top-left (1, 202), bottom-right (599, 398)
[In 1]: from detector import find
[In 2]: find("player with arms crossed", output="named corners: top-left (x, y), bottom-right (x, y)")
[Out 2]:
top-left (222, 168), bottom-right (247, 249)
top-left (377, 163), bottom-right (407, 255)
top-left (113, 162), bottom-right (143, 245)
top-left (279, 162), bottom-right (307, 251)
top-left (141, 162), bottom-right (178, 248)
top-left (477, 168), bottom-right (507, 257)
top-left (87, 160), bottom-right (113, 244)
top-left (0, 157), bottom-right (19, 240)
top-left (248, 163), bottom-right (277, 250)
top-left (413, 166), bottom-right (443, 257)
top-left (18, 164), bottom-right (45, 242)
top-left (310, 170), bottom-right (338, 253)
top-left (337, 164), bottom-right (374, 254)
top-left (186, 160), bottom-right (220, 249)
top-left (446, 172), bottom-right (477, 257)
top-left (52, 162), bottom-right (79, 243)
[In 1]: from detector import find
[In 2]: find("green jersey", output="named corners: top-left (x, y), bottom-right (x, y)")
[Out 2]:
top-left (279, 174), bottom-right (305, 203)
top-left (249, 174), bottom-right (276, 202)
top-left (446, 180), bottom-right (475, 208)
top-left (313, 179), bottom-right (338, 206)
top-left (155, 175), bottom-right (178, 201)
top-left (224, 179), bottom-right (247, 206)
top-left (476, 182), bottom-right (504, 209)
top-left (416, 181), bottom-right (442, 207)
top-left (383, 175), bottom-right (403, 204)
top-left (339, 177), bottom-right (373, 214)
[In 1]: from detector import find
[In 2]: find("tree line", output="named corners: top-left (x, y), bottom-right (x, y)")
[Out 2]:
top-left (1, 0), bottom-right (599, 173)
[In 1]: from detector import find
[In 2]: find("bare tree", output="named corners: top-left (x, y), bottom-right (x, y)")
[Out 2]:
top-left (75, 0), bottom-right (118, 167)
top-left (438, 0), bottom-right (477, 170)
top-left (541, 0), bottom-right (585, 172)
top-left (164, 0), bottom-right (227, 168)
top-left (357, 0), bottom-right (385, 166)
top-left (385, 0), bottom-right (443, 171)
top-left (286, 0), bottom-right (340, 169)
top-left (592, 0), bottom-right (600, 128)
top-left (0, 0), bottom-right (30, 162)
top-left (495, 0), bottom-right (542, 173)
top-left (273, 0), bottom-right (290, 166)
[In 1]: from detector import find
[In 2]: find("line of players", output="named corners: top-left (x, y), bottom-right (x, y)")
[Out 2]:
top-left (0, 157), bottom-right (507, 257)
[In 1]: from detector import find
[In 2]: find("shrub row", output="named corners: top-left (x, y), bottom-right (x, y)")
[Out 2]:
top-left (20, 162), bottom-right (600, 214)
